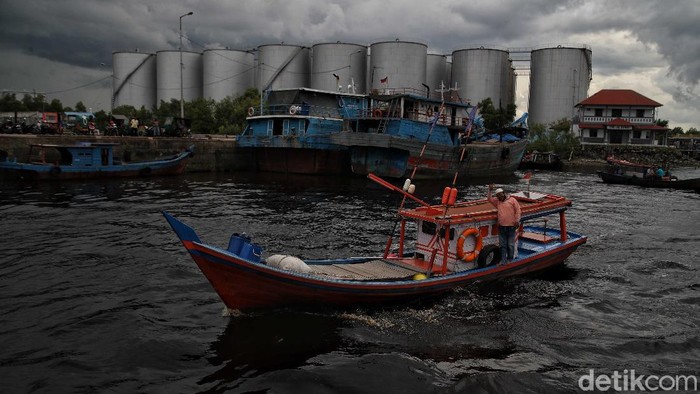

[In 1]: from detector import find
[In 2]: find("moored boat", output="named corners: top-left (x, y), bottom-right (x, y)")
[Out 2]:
top-left (236, 88), bottom-right (364, 175)
top-left (164, 174), bottom-right (586, 312)
top-left (519, 151), bottom-right (563, 171)
top-left (236, 87), bottom-right (527, 179)
top-left (597, 157), bottom-right (700, 191)
top-left (331, 89), bottom-right (528, 179)
top-left (0, 142), bottom-right (194, 180)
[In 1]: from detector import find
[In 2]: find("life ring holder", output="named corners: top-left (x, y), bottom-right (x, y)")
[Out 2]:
top-left (247, 107), bottom-right (255, 116)
top-left (373, 109), bottom-right (383, 118)
top-left (456, 228), bottom-right (483, 262)
top-left (289, 105), bottom-right (298, 115)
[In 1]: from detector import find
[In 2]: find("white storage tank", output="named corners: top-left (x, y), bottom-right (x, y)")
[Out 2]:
top-left (369, 40), bottom-right (427, 93)
top-left (529, 45), bottom-right (592, 126)
top-left (425, 54), bottom-right (448, 97)
top-left (451, 47), bottom-right (511, 107)
top-left (502, 62), bottom-right (516, 109)
top-left (203, 49), bottom-right (255, 101)
top-left (310, 42), bottom-right (367, 93)
top-left (256, 44), bottom-right (311, 91)
top-left (156, 50), bottom-right (202, 104)
top-left (112, 51), bottom-right (156, 110)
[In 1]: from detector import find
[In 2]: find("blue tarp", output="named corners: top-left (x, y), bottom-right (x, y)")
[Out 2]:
top-left (478, 133), bottom-right (521, 142)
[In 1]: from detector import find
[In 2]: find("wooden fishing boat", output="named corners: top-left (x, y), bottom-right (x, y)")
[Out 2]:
top-left (519, 151), bottom-right (563, 171)
top-left (0, 142), bottom-right (194, 180)
top-left (597, 171), bottom-right (700, 191)
top-left (597, 158), bottom-right (700, 191)
top-left (164, 174), bottom-right (586, 312)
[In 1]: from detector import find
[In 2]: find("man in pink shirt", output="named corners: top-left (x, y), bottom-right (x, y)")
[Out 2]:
top-left (488, 184), bottom-right (522, 264)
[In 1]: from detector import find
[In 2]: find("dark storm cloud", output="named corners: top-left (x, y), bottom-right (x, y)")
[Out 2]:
top-left (0, 0), bottom-right (697, 127)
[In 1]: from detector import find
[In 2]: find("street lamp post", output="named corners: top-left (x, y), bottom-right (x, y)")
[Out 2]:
top-left (179, 11), bottom-right (193, 119)
top-left (100, 62), bottom-right (114, 114)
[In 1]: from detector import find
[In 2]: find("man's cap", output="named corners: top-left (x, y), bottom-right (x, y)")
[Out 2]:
top-left (494, 188), bottom-right (504, 195)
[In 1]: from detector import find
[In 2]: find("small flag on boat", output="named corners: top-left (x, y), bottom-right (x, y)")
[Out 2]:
top-left (523, 172), bottom-right (532, 181)
top-left (380, 76), bottom-right (388, 84)
top-left (333, 73), bottom-right (340, 80)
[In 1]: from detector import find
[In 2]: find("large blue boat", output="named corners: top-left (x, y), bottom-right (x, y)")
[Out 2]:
top-left (237, 87), bottom-right (527, 179)
top-left (236, 88), bottom-right (367, 175)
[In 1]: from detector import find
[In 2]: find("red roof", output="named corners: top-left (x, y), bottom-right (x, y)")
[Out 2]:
top-left (607, 118), bottom-right (633, 126)
top-left (576, 89), bottom-right (662, 107)
top-left (578, 123), bottom-right (603, 129)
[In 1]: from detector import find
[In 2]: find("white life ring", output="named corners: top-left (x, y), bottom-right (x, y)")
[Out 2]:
top-left (247, 107), bottom-right (255, 116)
top-left (289, 105), bottom-right (298, 115)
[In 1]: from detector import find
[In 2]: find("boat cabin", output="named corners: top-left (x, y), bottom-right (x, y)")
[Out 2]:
top-left (391, 187), bottom-right (573, 274)
top-left (28, 143), bottom-right (118, 167)
top-left (342, 90), bottom-right (476, 145)
top-left (243, 88), bottom-right (368, 137)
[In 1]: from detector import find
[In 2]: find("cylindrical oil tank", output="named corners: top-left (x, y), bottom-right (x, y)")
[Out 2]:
top-left (369, 40), bottom-right (427, 93)
top-left (112, 51), bottom-right (156, 110)
top-left (529, 45), bottom-right (592, 126)
top-left (502, 61), bottom-right (516, 109)
top-left (310, 43), bottom-right (367, 93)
top-left (425, 54), bottom-right (448, 96)
top-left (156, 50), bottom-right (203, 104)
top-left (451, 48), bottom-right (511, 107)
top-left (203, 49), bottom-right (255, 101)
top-left (256, 44), bottom-right (310, 91)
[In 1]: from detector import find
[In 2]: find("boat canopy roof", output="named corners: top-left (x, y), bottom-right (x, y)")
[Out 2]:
top-left (401, 192), bottom-right (571, 226)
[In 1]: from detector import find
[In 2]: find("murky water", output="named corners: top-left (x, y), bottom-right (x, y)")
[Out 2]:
top-left (1, 169), bottom-right (699, 393)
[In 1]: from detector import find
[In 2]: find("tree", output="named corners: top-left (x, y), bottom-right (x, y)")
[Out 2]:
top-left (186, 97), bottom-right (215, 133)
top-left (218, 88), bottom-right (261, 134)
top-left (75, 101), bottom-right (87, 112)
top-left (153, 99), bottom-right (180, 119)
top-left (477, 97), bottom-right (516, 130)
top-left (655, 119), bottom-right (669, 127)
top-left (21, 94), bottom-right (34, 110)
top-left (525, 118), bottom-right (579, 156)
top-left (48, 99), bottom-right (63, 112)
top-left (671, 126), bottom-right (684, 136)
top-left (0, 93), bottom-right (25, 112)
top-left (113, 104), bottom-right (138, 117)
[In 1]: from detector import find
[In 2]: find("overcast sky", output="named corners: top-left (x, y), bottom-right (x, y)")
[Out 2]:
top-left (1, 0), bottom-right (698, 130)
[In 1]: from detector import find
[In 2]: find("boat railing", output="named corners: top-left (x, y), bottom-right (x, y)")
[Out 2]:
top-left (250, 102), bottom-right (472, 128)
top-left (348, 107), bottom-right (471, 128)
top-left (250, 104), bottom-right (350, 119)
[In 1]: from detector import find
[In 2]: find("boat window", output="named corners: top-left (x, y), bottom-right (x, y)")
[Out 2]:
top-left (272, 119), bottom-right (284, 136)
top-left (298, 120), bottom-right (306, 134)
top-left (267, 120), bottom-right (273, 135)
top-left (283, 119), bottom-right (290, 135)
top-left (439, 228), bottom-right (455, 241)
top-left (421, 221), bottom-right (436, 235)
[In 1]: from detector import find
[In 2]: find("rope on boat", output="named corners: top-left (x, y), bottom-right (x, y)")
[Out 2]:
top-left (383, 101), bottom-right (446, 258)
